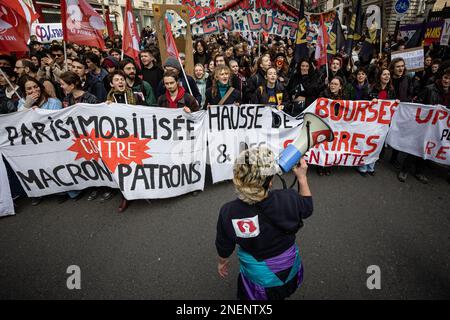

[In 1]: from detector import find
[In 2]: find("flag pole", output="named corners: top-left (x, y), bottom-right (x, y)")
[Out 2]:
top-left (63, 40), bottom-right (68, 70)
top-left (178, 56), bottom-right (193, 96)
top-left (0, 68), bottom-right (23, 100)
top-left (380, 28), bottom-right (383, 55)
top-left (254, 0), bottom-right (261, 56)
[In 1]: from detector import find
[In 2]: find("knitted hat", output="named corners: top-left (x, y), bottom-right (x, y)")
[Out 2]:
top-left (163, 57), bottom-right (181, 70)
top-left (102, 56), bottom-right (119, 69)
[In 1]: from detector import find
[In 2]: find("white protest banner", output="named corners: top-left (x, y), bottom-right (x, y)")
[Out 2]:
top-left (0, 104), bottom-right (207, 200)
top-left (391, 47), bottom-right (424, 72)
top-left (31, 23), bottom-right (63, 43)
top-left (386, 102), bottom-right (450, 165)
top-left (207, 105), bottom-right (272, 183)
top-left (183, 0), bottom-right (299, 38)
top-left (440, 18), bottom-right (450, 46)
top-left (207, 105), bottom-right (304, 183)
top-left (0, 156), bottom-right (14, 217)
top-left (264, 109), bottom-right (304, 158)
top-left (301, 98), bottom-right (398, 167)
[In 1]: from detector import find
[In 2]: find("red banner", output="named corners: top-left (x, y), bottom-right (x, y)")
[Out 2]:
top-left (61, 0), bottom-right (106, 50)
top-left (0, 0), bottom-right (33, 53)
top-left (7, 0), bottom-right (39, 24)
top-left (122, 0), bottom-right (140, 63)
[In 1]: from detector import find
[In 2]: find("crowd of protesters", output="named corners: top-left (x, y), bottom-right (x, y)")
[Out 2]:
top-left (1, 27), bottom-right (450, 212)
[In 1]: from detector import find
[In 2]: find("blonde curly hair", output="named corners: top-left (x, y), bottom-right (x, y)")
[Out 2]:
top-left (233, 146), bottom-right (280, 204)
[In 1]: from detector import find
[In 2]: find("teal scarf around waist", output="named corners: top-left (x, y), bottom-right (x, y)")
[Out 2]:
top-left (237, 245), bottom-right (301, 288)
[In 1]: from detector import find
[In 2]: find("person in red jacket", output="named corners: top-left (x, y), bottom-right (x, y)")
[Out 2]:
top-left (157, 70), bottom-right (199, 112)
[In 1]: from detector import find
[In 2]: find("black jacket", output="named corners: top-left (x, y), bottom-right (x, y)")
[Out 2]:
top-left (63, 91), bottom-right (99, 107)
top-left (215, 189), bottom-right (313, 260)
top-left (286, 71), bottom-right (321, 108)
top-left (204, 86), bottom-right (241, 106)
top-left (244, 69), bottom-right (267, 103)
top-left (250, 81), bottom-right (290, 105)
top-left (368, 85), bottom-right (396, 100)
top-left (206, 73), bottom-right (241, 93)
top-left (194, 52), bottom-right (211, 66)
top-left (0, 88), bottom-right (16, 114)
top-left (392, 74), bottom-right (415, 102)
top-left (84, 75), bottom-right (107, 102)
top-left (417, 82), bottom-right (450, 107)
top-left (319, 67), bottom-right (347, 87)
top-left (319, 89), bottom-right (348, 100)
top-left (141, 64), bottom-right (164, 93)
top-left (345, 81), bottom-right (370, 100)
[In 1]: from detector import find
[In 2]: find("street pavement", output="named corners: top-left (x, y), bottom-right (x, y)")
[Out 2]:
top-left (0, 157), bottom-right (449, 300)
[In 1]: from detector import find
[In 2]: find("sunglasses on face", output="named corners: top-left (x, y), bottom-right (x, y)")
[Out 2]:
top-left (52, 53), bottom-right (63, 58)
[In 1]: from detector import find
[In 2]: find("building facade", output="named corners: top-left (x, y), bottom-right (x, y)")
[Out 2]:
top-left (33, 0), bottom-right (178, 37)
top-left (110, 0), bottom-right (180, 34)
top-left (33, 0), bottom-right (446, 39)
top-left (311, 0), bottom-right (439, 35)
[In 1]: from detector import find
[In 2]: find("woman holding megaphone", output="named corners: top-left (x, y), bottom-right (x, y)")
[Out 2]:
top-left (215, 147), bottom-right (313, 300)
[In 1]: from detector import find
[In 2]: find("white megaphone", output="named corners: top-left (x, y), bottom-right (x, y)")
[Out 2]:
top-left (278, 112), bottom-right (335, 173)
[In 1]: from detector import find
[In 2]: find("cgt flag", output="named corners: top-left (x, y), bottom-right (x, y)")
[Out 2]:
top-left (122, 0), bottom-right (140, 63)
top-left (61, 0), bottom-right (106, 50)
top-left (293, 0), bottom-right (308, 65)
top-left (0, 0), bottom-right (37, 53)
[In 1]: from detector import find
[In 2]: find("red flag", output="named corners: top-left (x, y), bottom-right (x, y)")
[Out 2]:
top-left (122, 0), bottom-right (140, 63)
top-left (7, 0), bottom-right (39, 25)
top-left (105, 8), bottom-right (114, 39)
top-left (34, 2), bottom-right (45, 23)
top-left (0, 0), bottom-right (31, 53)
top-left (61, 0), bottom-right (106, 50)
top-left (314, 14), bottom-right (329, 68)
top-left (164, 17), bottom-right (179, 58)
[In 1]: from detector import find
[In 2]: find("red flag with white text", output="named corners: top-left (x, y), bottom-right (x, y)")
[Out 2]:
top-left (122, 0), bottom-right (140, 63)
top-left (60, 0), bottom-right (106, 50)
top-left (7, 0), bottom-right (39, 24)
top-left (164, 17), bottom-right (179, 58)
top-left (0, 0), bottom-right (35, 53)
